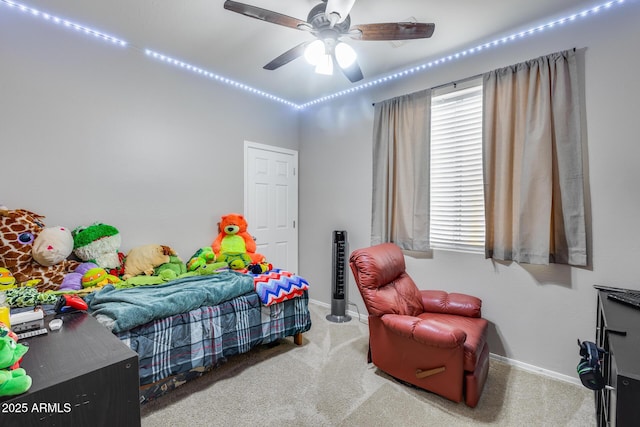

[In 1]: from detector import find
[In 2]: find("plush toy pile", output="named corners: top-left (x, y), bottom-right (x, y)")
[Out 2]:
top-left (0, 205), bottom-right (307, 400)
top-left (0, 206), bottom-right (273, 305)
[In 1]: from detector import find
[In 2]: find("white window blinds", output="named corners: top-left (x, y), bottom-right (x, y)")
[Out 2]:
top-left (429, 81), bottom-right (485, 253)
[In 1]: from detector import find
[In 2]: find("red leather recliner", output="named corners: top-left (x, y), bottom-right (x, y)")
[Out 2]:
top-left (349, 243), bottom-right (490, 407)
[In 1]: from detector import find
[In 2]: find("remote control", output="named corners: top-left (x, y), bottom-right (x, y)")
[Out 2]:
top-left (16, 328), bottom-right (48, 340)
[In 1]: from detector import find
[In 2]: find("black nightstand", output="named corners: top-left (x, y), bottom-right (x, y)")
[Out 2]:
top-left (1, 312), bottom-right (140, 426)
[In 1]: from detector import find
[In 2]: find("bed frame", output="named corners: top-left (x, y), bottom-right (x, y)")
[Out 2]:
top-left (116, 290), bottom-right (312, 403)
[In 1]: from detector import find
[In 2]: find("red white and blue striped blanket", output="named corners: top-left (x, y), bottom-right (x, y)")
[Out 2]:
top-left (251, 269), bottom-right (310, 306)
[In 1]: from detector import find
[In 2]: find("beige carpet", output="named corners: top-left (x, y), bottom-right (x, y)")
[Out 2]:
top-left (141, 302), bottom-right (596, 426)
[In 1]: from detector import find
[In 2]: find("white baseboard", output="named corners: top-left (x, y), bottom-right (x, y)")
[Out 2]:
top-left (310, 298), bottom-right (366, 323)
top-left (489, 353), bottom-right (582, 386)
top-left (310, 298), bottom-right (582, 387)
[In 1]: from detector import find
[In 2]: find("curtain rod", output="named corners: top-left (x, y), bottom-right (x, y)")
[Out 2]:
top-left (372, 47), bottom-right (578, 106)
top-left (431, 73), bottom-right (482, 92)
top-left (371, 73), bottom-right (481, 107)
top-left (371, 73), bottom-right (481, 106)
top-left (431, 46), bottom-right (576, 93)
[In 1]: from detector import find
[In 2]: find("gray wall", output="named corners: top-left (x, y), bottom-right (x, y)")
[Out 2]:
top-left (2, 3), bottom-right (640, 382)
top-left (0, 10), bottom-right (299, 258)
top-left (298, 4), bottom-right (640, 380)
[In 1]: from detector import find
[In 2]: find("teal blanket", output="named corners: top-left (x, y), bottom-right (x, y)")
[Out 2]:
top-left (86, 271), bottom-right (254, 333)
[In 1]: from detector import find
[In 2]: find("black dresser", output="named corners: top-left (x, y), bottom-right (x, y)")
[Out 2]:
top-left (0, 311), bottom-right (140, 426)
top-left (595, 288), bottom-right (640, 426)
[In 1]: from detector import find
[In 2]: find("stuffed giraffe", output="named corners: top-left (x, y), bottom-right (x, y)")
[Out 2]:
top-left (0, 208), bottom-right (79, 292)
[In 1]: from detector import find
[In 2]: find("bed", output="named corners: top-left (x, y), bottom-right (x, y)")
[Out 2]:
top-left (85, 269), bottom-right (312, 403)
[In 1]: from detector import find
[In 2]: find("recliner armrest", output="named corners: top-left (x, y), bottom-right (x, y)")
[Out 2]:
top-left (382, 314), bottom-right (466, 348)
top-left (420, 290), bottom-right (482, 318)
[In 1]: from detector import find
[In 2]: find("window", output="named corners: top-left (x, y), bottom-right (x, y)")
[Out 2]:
top-left (429, 80), bottom-right (485, 253)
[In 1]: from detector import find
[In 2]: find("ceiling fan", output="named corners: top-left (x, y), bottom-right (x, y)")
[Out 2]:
top-left (223, 0), bottom-right (435, 82)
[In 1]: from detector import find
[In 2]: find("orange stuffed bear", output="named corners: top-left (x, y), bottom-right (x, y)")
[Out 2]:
top-left (212, 214), bottom-right (265, 265)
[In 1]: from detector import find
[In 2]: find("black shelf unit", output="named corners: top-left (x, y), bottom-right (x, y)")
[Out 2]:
top-left (595, 288), bottom-right (640, 426)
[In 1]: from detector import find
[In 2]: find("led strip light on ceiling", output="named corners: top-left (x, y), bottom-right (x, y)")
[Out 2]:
top-left (144, 49), bottom-right (297, 108)
top-left (299, 0), bottom-right (627, 108)
top-left (0, 0), bottom-right (292, 107)
top-left (0, 0), bottom-right (126, 46)
top-left (0, 0), bottom-right (629, 110)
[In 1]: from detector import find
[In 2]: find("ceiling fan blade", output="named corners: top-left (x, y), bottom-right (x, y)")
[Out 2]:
top-left (264, 41), bottom-right (311, 70)
top-left (338, 57), bottom-right (364, 83)
top-left (223, 0), bottom-right (308, 30)
top-left (350, 22), bottom-right (435, 41)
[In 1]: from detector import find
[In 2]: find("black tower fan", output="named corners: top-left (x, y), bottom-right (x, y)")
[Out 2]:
top-left (326, 230), bottom-right (351, 323)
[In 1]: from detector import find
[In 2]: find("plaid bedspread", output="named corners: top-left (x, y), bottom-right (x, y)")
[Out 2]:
top-left (116, 290), bottom-right (312, 393)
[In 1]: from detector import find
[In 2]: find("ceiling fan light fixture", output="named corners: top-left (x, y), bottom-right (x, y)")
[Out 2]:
top-left (223, 0), bottom-right (438, 82)
top-left (304, 39), bottom-right (325, 65)
top-left (335, 42), bottom-right (357, 68)
top-left (315, 53), bottom-right (334, 75)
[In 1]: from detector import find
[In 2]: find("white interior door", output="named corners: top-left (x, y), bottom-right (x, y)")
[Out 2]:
top-left (244, 141), bottom-right (298, 273)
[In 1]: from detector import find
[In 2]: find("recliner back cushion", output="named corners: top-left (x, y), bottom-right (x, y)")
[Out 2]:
top-left (350, 243), bottom-right (423, 317)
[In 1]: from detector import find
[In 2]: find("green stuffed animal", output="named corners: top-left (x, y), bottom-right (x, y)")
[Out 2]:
top-left (72, 223), bottom-right (124, 276)
top-left (115, 258), bottom-right (227, 289)
top-left (186, 247), bottom-right (216, 272)
top-left (154, 255), bottom-right (187, 280)
top-left (192, 261), bottom-right (229, 275)
top-left (0, 333), bottom-right (32, 397)
top-left (216, 252), bottom-right (252, 270)
top-left (0, 368), bottom-right (31, 397)
top-left (81, 267), bottom-right (120, 289)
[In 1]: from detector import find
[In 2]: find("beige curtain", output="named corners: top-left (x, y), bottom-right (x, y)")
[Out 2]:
top-left (371, 89), bottom-right (431, 252)
top-left (483, 49), bottom-right (587, 266)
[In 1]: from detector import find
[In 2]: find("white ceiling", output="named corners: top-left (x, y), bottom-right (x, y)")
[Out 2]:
top-left (8, 0), bottom-right (610, 104)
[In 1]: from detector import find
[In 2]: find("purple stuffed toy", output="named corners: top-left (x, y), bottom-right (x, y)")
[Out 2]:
top-left (59, 262), bottom-right (97, 291)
